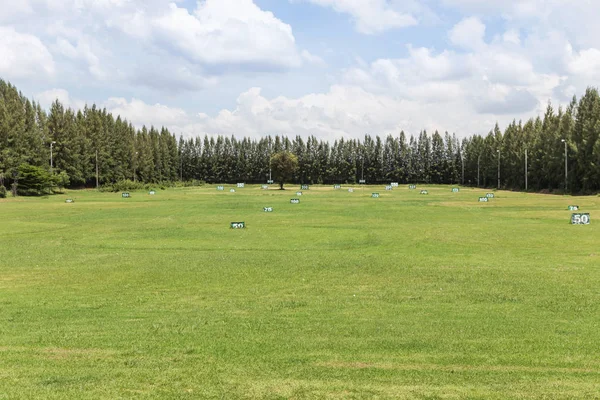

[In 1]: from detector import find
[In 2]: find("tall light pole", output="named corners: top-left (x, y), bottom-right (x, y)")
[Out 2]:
top-left (460, 154), bottom-right (464, 185)
top-left (50, 141), bottom-right (56, 173)
top-left (133, 151), bottom-right (139, 182)
top-left (525, 148), bottom-right (528, 191)
top-left (497, 149), bottom-right (501, 190)
top-left (477, 154), bottom-right (481, 188)
top-left (561, 139), bottom-right (568, 192)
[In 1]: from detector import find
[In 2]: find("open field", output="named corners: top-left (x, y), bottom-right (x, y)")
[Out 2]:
top-left (1, 185), bottom-right (599, 399)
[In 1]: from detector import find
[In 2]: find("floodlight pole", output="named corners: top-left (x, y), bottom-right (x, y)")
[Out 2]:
top-left (477, 154), bottom-right (481, 188)
top-left (460, 154), bottom-right (464, 185)
top-left (95, 150), bottom-right (99, 189)
top-left (561, 139), bottom-right (568, 192)
top-left (497, 149), bottom-right (501, 190)
top-left (133, 151), bottom-right (138, 182)
top-left (50, 141), bottom-right (56, 173)
top-left (525, 148), bottom-right (528, 191)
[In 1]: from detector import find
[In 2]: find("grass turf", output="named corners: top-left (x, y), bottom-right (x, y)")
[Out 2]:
top-left (1, 185), bottom-right (599, 399)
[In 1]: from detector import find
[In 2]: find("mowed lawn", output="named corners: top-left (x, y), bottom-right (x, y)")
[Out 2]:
top-left (1, 185), bottom-right (599, 399)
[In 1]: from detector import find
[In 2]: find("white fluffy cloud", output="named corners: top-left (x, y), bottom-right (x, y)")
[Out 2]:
top-left (105, 97), bottom-right (190, 128)
top-left (0, 27), bottom-right (55, 80)
top-left (449, 17), bottom-right (486, 50)
top-left (300, 0), bottom-right (417, 34)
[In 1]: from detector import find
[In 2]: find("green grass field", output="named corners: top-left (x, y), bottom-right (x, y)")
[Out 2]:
top-left (1, 185), bottom-right (599, 399)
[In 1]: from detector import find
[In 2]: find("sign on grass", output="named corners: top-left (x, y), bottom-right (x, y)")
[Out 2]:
top-left (391, 182), bottom-right (399, 187)
top-left (334, 184), bottom-right (341, 189)
top-left (486, 193), bottom-right (495, 198)
top-left (409, 185), bottom-right (416, 190)
top-left (571, 213), bottom-right (590, 225)
top-left (301, 184), bottom-right (309, 190)
top-left (420, 190), bottom-right (429, 195)
top-left (230, 189), bottom-right (236, 193)
top-left (568, 205), bottom-right (579, 211)
top-left (217, 186), bottom-right (224, 191)
top-left (359, 179), bottom-right (366, 184)
top-left (291, 198), bottom-right (300, 204)
top-left (267, 179), bottom-right (274, 184)
top-left (261, 185), bottom-right (268, 190)
top-left (372, 193), bottom-right (380, 198)
top-left (149, 190), bottom-right (156, 195)
top-left (237, 183), bottom-right (245, 188)
top-left (452, 188), bottom-right (460, 193)
top-left (348, 188), bottom-right (354, 193)
top-left (479, 197), bottom-right (489, 202)
top-left (122, 192), bottom-right (130, 198)
top-left (65, 199), bottom-right (74, 203)
top-left (263, 207), bottom-right (273, 212)
top-left (230, 222), bottom-right (246, 229)
top-left (296, 191), bottom-right (303, 196)
top-left (385, 185), bottom-right (392, 191)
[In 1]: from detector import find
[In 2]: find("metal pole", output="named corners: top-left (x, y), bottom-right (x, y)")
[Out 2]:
top-left (134, 151), bottom-right (138, 182)
top-left (525, 148), bottom-right (528, 191)
top-left (50, 141), bottom-right (56, 173)
top-left (497, 150), bottom-right (501, 190)
top-left (461, 155), bottom-right (464, 185)
top-left (95, 150), bottom-right (99, 189)
top-left (361, 155), bottom-right (364, 181)
top-left (477, 155), bottom-right (480, 188)
top-left (563, 140), bottom-right (568, 192)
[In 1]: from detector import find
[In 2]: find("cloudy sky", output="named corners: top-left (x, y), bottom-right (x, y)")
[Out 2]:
top-left (2, 0), bottom-right (600, 141)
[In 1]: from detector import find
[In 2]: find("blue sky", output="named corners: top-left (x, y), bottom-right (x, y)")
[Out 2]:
top-left (1, 0), bottom-right (600, 141)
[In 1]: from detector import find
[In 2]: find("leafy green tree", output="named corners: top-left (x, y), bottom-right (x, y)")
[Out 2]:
top-left (270, 151), bottom-right (298, 189)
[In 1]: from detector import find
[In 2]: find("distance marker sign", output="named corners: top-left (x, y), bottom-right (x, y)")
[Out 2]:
top-left (359, 179), bottom-right (366, 184)
top-left (122, 192), bottom-right (130, 198)
top-left (261, 185), bottom-right (268, 190)
top-left (291, 199), bottom-right (300, 204)
top-left (486, 193), bottom-right (495, 198)
top-left (334, 184), bottom-right (341, 189)
top-left (263, 207), bottom-right (273, 212)
top-left (348, 188), bottom-right (354, 193)
top-left (409, 185), bottom-right (416, 190)
top-left (267, 180), bottom-right (274, 184)
top-left (479, 197), bottom-right (489, 202)
top-left (391, 182), bottom-right (399, 187)
top-left (230, 222), bottom-right (246, 229)
top-left (372, 193), bottom-right (380, 198)
top-left (452, 188), bottom-right (460, 193)
top-left (296, 192), bottom-right (303, 196)
top-left (65, 199), bottom-right (74, 203)
top-left (568, 205), bottom-right (579, 211)
top-left (237, 183), bottom-right (245, 188)
top-left (230, 189), bottom-right (236, 193)
top-left (217, 186), bottom-right (224, 191)
top-left (385, 185), bottom-right (392, 191)
top-left (420, 190), bottom-right (429, 195)
top-left (571, 213), bottom-right (590, 225)
top-left (149, 191), bottom-right (156, 195)
top-left (301, 184), bottom-right (309, 190)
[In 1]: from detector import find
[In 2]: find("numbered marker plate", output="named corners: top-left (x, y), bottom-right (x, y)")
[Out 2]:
top-left (230, 222), bottom-right (246, 229)
top-left (385, 186), bottom-right (393, 191)
top-left (291, 199), bottom-right (300, 204)
top-left (420, 190), bottom-right (429, 195)
top-left (237, 183), bottom-right (245, 188)
top-left (486, 193), bottom-right (495, 198)
top-left (301, 185), bottom-right (309, 190)
top-left (334, 185), bottom-right (341, 189)
top-left (263, 207), bottom-right (273, 212)
top-left (261, 185), bottom-right (268, 190)
top-left (65, 199), bottom-right (74, 203)
top-left (452, 188), bottom-right (460, 193)
top-left (479, 197), bottom-right (489, 202)
top-left (348, 188), bottom-right (354, 193)
top-left (296, 191), bottom-right (303, 196)
top-left (359, 179), bottom-right (366, 184)
top-left (149, 191), bottom-right (156, 195)
top-left (217, 186), bottom-right (224, 191)
top-left (267, 180), bottom-right (274, 184)
top-left (372, 193), bottom-right (380, 198)
top-left (122, 192), bottom-right (130, 198)
top-left (568, 205), bottom-right (579, 211)
top-left (409, 185), bottom-right (416, 190)
top-left (571, 213), bottom-right (590, 225)
top-left (230, 189), bottom-right (236, 193)
top-left (391, 182), bottom-right (399, 187)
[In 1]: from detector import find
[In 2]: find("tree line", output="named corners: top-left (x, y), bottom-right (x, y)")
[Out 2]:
top-left (2, 78), bottom-right (600, 195)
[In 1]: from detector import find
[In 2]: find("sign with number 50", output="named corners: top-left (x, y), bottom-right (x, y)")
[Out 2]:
top-left (571, 213), bottom-right (590, 225)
